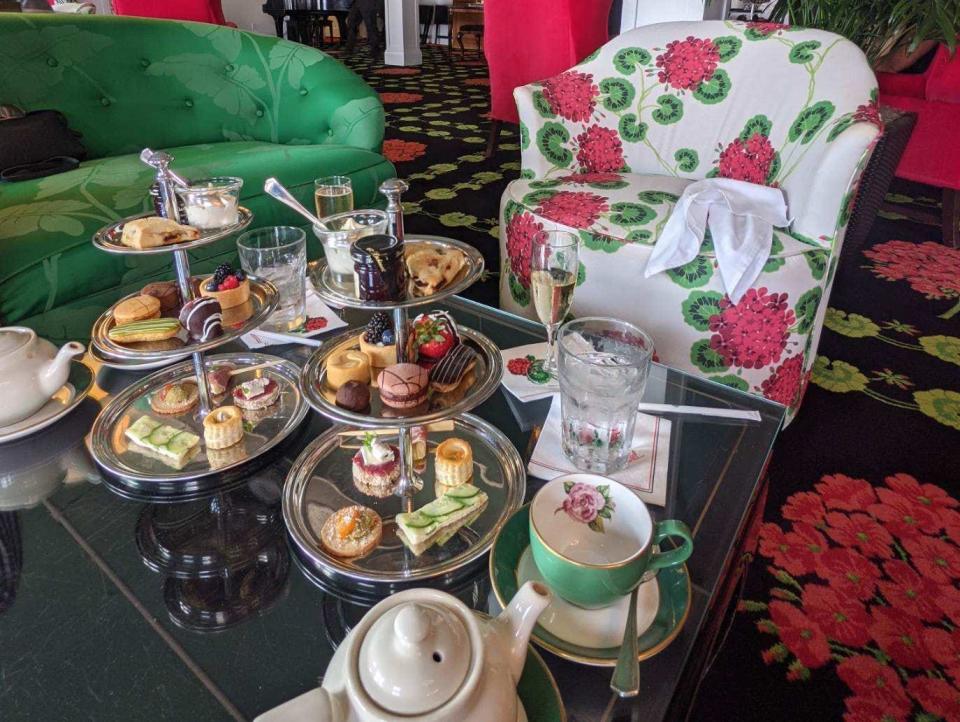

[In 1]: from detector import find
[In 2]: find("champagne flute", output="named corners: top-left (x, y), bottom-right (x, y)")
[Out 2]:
top-left (530, 230), bottom-right (579, 375)
top-left (314, 175), bottom-right (353, 219)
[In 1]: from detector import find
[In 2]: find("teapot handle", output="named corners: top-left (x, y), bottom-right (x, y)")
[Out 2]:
top-left (252, 688), bottom-right (338, 722)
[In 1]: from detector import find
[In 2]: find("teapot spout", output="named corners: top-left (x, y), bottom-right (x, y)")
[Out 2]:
top-left (496, 581), bottom-right (552, 682)
top-left (38, 342), bottom-right (84, 397)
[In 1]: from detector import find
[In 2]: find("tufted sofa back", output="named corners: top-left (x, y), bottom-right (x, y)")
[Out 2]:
top-left (0, 14), bottom-right (385, 159)
top-left (516, 21), bottom-right (882, 247)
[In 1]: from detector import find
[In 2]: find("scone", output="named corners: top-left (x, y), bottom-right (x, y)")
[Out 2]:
top-left (202, 405), bottom-right (244, 449)
top-left (320, 506), bottom-right (382, 559)
top-left (114, 295), bottom-right (161, 325)
top-left (435, 438), bottom-right (473, 486)
top-left (326, 349), bottom-right (371, 390)
top-left (120, 217), bottom-right (200, 249)
top-left (406, 246), bottom-right (465, 296)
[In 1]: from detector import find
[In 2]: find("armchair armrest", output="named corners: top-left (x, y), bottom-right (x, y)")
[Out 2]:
top-left (515, 79), bottom-right (581, 178)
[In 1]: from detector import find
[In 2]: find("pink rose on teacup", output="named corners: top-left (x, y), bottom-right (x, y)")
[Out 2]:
top-left (557, 482), bottom-right (606, 524)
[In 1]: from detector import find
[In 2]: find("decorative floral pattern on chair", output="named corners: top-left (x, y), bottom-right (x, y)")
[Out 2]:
top-left (499, 21), bottom-right (882, 423)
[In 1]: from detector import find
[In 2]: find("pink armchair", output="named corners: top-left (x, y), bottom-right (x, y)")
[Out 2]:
top-left (111, 0), bottom-right (232, 26)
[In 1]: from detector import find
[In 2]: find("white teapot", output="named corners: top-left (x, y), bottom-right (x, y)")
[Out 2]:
top-left (0, 327), bottom-right (84, 427)
top-left (257, 581), bottom-right (551, 722)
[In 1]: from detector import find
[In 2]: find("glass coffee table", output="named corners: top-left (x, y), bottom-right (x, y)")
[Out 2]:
top-left (0, 296), bottom-right (783, 722)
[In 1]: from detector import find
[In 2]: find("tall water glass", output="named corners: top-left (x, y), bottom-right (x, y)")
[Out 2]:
top-left (530, 230), bottom-right (579, 375)
top-left (314, 175), bottom-right (354, 219)
top-left (237, 226), bottom-right (307, 332)
top-left (557, 317), bottom-right (654, 474)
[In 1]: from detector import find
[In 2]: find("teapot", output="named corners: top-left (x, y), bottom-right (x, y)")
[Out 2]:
top-left (0, 327), bottom-right (84, 427)
top-left (257, 581), bottom-right (551, 722)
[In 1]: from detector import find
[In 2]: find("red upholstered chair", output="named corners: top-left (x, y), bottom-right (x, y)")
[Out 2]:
top-left (878, 45), bottom-right (960, 246)
top-left (111, 0), bottom-right (232, 26)
top-left (483, 0), bottom-right (612, 156)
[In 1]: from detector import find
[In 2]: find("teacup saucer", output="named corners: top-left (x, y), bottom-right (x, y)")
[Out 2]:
top-left (490, 505), bottom-right (690, 667)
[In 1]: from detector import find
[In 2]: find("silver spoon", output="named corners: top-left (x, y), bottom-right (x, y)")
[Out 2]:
top-left (610, 586), bottom-right (640, 697)
top-left (263, 177), bottom-right (324, 227)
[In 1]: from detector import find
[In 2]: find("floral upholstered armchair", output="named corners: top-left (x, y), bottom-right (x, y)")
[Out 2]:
top-left (499, 21), bottom-right (882, 424)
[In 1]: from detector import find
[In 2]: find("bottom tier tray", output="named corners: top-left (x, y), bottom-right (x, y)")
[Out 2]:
top-left (283, 414), bottom-right (525, 592)
top-left (89, 352), bottom-right (308, 485)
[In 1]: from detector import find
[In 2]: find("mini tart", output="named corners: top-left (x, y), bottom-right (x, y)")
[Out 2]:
top-left (202, 405), bottom-right (244, 449)
top-left (221, 298), bottom-right (254, 328)
top-left (326, 349), bottom-right (371, 390)
top-left (114, 295), bottom-right (161, 325)
top-left (352, 444), bottom-right (401, 488)
top-left (200, 275), bottom-right (251, 309)
top-left (435, 438), bottom-right (473, 486)
top-left (359, 334), bottom-right (397, 368)
top-left (320, 505), bottom-right (382, 559)
top-left (150, 381), bottom-right (199, 415)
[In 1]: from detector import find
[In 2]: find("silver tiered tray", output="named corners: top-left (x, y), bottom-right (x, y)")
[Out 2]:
top-left (283, 414), bottom-right (525, 591)
top-left (92, 207), bottom-right (253, 255)
top-left (89, 353), bottom-right (308, 484)
top-left (299, 326), bottom-right (503, 428)
top-left (91, 277), bottom-right (279, 361)
top-left (309, 237), bottom-right (485, 311)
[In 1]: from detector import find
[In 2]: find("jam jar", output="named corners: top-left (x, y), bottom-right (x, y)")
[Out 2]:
top-left (351, 234), bottom-right (406, 301)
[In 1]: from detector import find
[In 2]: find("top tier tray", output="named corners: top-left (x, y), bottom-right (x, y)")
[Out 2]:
top-left (92, 208), bottom-right (253, 255)
top-left (309, 237), bottom-right (484, 311)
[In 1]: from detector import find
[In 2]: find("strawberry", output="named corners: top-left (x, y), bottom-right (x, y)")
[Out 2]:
top-left (218, 275), bottom-right (240, 291)
top-left (413, 314), bottom-right (456, 360)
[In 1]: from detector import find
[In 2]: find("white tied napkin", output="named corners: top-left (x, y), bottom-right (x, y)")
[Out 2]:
top-left (644, 178), bottom-right (791, 303)
top-left (528, 395), bottom-right (671, 507)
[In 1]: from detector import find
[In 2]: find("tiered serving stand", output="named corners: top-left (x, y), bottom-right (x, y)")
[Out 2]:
top-left (285, 237), bottom-right (526, 595)
top-left (86, 150), bottom-right (308, 498)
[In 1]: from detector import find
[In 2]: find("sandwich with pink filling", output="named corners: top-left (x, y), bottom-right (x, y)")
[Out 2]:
top-left (231, 376), bottom-right (280, 410)
top-left (351, 433), bottom-right (400, 490)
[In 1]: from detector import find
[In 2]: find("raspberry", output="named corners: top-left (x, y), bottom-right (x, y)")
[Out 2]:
top-left (218, 275), bottom-right (240, 291)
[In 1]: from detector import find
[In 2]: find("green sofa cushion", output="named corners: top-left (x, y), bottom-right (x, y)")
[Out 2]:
top-left (1, 141), bottom-right (394, 333)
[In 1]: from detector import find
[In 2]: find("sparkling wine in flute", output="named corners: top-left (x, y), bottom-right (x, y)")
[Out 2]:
top-left (315, 185), bottom-right (354, 219)
top-left (531, 268), bottom-right (576, 326)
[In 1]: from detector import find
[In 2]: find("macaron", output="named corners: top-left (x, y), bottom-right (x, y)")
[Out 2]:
top-left (377, 363), bottom-right (429, 409)
top-left (114, 295), bottom-right (161, 325)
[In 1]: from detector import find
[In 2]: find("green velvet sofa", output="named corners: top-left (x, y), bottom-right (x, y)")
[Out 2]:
top-left (0, 14), bottom-right (395, 343)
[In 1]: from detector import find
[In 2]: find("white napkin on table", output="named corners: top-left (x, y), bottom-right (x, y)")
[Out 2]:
top-left (528, 395), bottom-right (671, 507)
top-left (644, 178), bottom-right (790, 303)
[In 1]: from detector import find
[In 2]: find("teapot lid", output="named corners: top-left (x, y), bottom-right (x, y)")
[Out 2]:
top-left (358, 601), bottom-right (471, 715)
top-left (0, 328), bottom-right (32, 355)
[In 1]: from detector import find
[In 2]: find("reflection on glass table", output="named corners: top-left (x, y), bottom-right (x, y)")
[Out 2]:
top-left (0, 295), bottom-right (784, 722)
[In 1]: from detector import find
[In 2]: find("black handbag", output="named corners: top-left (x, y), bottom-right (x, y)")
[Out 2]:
top-left (0, 109), bottom-right (87, 182)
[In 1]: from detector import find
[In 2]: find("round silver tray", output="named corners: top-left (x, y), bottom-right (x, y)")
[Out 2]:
top-left (309, 237), bottom-right (484, 311)
top-left (91, 277), bottom-right (278, 361)
top-left (300, 326), bottom-right (503, 428)
top-left (283, 413), bottom-right (525, 589)
top-left (88, 341), bottom-right (189, 371)
top-left (92, 207), bottom-right (253, 255)
top-left (88, 352), bottom-right (308, 484)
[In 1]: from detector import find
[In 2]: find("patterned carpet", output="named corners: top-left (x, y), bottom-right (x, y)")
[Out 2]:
top-left (335, 46), bottom-right (960, 721)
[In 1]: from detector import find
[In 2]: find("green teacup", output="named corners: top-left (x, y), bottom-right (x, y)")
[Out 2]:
top-left (529, 474), bottom-right (693, 609)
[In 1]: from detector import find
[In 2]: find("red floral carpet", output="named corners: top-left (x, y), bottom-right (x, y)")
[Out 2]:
top-left (334, 48), bottom-right (960, 720)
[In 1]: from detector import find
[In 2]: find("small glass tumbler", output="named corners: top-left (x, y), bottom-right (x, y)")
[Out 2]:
top-left (176, 176), bottom-right (243, 230)
top-left (557, 317), bottom-right (654, 474)
top-left (237, 226), bottom-right (307, 332)
top-left (312, 209), bottom-right (388, 287)
top-left (314, 175), bottom-right (354, 219)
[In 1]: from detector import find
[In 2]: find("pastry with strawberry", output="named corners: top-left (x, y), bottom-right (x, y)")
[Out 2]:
top-left (200, 263), bottom-right (250, 309)
top-left (411, 311), bottom-right (459, 367)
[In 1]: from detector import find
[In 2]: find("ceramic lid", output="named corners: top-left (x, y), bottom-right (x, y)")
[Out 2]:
top-left (0, 328), bottom-right (31, 355)
top-left (357, 601), bottom-right (471, 715)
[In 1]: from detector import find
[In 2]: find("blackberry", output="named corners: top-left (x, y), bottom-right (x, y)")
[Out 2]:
top-left (364, 312), bottom-right (391, 343)
top-left (213, 263), bottom-right (233, 284)
top-left (234, 269), bottom-right (246, 281)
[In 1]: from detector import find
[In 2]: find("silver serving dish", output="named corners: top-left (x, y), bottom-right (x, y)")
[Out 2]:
top-left (88, 353), bottom-right (307, 484)
top-left (91, 277), bottom-right (278, 362)
top-left (92, 207), bottom-right (253, 255)
top-left (283, 414), bottom-right (525, 588)
top-left (309, 236), bottom-right (485, 311)
top-left (88, 341), bottom-right (189, 371)
top-left (299, 326), bottom-right (503, 428)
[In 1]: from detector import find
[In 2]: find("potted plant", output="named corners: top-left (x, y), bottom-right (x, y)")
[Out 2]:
top-left (770, 0), bottom-right (958, 69)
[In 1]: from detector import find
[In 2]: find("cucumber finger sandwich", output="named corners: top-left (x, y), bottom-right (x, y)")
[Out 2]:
top-left (395, 484), bottom-right (488, 556)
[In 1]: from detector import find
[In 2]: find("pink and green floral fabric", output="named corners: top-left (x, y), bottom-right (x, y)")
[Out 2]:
top-left (499, 21), bottom-right (882, 423)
